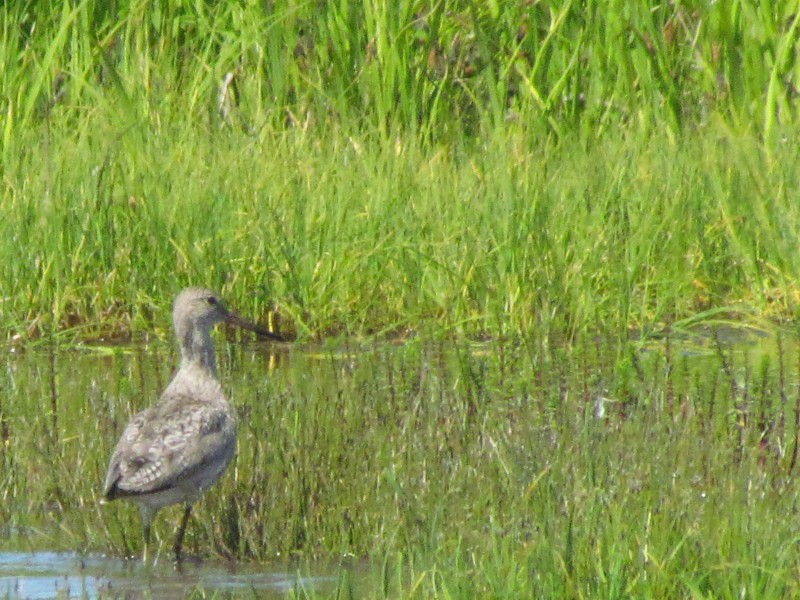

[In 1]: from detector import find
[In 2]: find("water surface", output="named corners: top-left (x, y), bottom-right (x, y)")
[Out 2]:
top-left (1, 325), bottom-right (796, 598)
top-left (0, 551), bottom-right (352, 599)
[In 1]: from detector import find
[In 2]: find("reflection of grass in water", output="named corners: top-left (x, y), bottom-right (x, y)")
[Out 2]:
top-left (2, 332), bottom-right (799, 596)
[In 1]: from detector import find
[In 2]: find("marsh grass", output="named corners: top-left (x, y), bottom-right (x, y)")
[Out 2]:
top-left (5, 119), bottom-right (800, 343)
top-left (2, 331), bottom-right (800, 597)
top-left (5, 3), bottom-right (800, 596)
top-left (3, 2), bottom-right (800, 342)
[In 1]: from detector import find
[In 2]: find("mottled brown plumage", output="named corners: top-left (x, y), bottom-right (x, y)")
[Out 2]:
top-left (102, 287), bottom-right (282, 560)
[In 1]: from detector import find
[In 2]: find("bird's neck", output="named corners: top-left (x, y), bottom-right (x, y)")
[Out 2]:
top-left (179, 326), bottom-right (219, 377)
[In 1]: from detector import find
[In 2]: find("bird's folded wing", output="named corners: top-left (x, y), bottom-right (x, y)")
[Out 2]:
top-left (103, 396), bottom-right (235, 498)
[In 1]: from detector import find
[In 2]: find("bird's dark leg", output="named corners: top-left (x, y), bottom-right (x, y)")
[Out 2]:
top-left (173, 504), bottom-right (193, 561)
top-left (139, 505), bottom-right (154, 563)
top-left (142, 523), bottom-right (151, 562)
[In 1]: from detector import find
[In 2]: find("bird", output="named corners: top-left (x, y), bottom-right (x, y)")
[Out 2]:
top-left (102, 287), bottom-right (283, 561)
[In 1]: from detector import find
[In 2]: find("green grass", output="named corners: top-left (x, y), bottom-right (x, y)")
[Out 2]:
top-left (5, 120), bottom-right (800, 342)
top-left (2, 333), bottom-right (800, 597)
top-left (4, 3), bottom-right (800, 597)
top-left (2, 1), bottom-right (800, 342)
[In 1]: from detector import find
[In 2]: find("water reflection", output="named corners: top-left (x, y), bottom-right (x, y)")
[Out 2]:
top-left (0, 551), bottom-right (345, 599)
top-left (2, 325), bottom-right (796, 598)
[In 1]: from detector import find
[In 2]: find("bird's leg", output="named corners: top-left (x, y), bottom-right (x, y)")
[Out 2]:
top-left (143, 523), bottom-right (150, 545)
top-left (139, 505), bottom-right (155, 563)
top-left (173, 504), bottom-right (193, 561)
top-left (143, 523), bottom-right (150, 562)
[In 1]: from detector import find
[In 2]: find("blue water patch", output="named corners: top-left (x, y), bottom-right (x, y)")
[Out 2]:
top-left (0, 552), bottom-right (342, 599)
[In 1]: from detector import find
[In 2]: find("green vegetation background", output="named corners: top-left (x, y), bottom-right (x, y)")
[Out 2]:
top-left (6, 4), bottom-right (800, 597)
top-left (3, 0), bottom-right (800, 341)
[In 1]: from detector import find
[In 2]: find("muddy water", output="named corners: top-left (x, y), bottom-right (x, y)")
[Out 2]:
top-left (0, 551), bottom-right (351, 598)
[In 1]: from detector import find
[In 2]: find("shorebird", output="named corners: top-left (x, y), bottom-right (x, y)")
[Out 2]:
top-left (102, 287), bottom-right (283, 561)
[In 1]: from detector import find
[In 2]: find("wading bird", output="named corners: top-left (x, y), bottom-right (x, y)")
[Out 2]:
top-left (102, 287), bottom-right (283, 561)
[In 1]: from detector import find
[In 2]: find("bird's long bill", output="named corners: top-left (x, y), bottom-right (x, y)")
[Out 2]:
top-left (225, 311), bottom-right (285, 341)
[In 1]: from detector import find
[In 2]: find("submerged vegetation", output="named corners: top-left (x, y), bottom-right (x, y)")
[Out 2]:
top-left (2, 1), bottom-right (800, 341)
top-left (4, 334), bottom-right (800, 597)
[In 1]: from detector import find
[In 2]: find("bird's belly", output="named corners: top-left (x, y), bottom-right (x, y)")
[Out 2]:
top-left (135, 486), bottom-right (196, 511)
top-left (135, 443), bottom-right (235, 511)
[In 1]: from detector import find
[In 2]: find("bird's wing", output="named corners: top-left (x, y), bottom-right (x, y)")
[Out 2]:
top-left (102, 395), bottom-right (236, 499)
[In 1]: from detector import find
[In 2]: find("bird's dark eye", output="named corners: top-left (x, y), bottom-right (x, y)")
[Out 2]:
top-left (206, 296), bottom-right (218, 306)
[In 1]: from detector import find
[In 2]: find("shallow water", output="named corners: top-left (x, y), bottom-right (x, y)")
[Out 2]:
top-left (0, 551), bottom-right (350, 599)
top-left (1, 324), bottom-right (796, 598)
